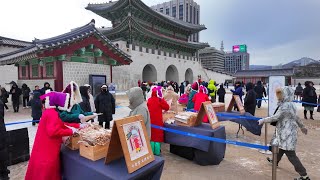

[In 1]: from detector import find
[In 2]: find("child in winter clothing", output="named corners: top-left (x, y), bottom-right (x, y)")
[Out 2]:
top-left (258, 87), bottom-right (309, 180)
top-left (27, 92), bottom-right (42, 126)
top-left (147, 87), bottom-right (169, 155)
top-left (217, 84), bottom-right (226, 103)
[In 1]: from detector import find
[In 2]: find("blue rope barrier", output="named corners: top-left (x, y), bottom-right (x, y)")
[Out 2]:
top-left (5, 120), bottom-right (39, 126)
top-left (151, 124), bottom-right (269, 150)
top-left (256, 99), bottom-right (320, 106)
top-left (186, 109), bottom-right (261, 121)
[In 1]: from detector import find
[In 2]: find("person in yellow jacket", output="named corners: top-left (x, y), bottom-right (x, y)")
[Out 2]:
top-left (208, 80), bottom-right (217, 103)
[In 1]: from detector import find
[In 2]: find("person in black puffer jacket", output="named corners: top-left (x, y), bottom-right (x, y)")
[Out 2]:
top-left (0, 99), bottom-right (10, 180)
top-left (21, 84), bottom-right (31, 108)
top-left (9, 82), bottom-right (22, 113)
top-left (254, 81), bottom-right (267, 108)
top-left (302, 81), bottom-right (317, 120)
top-left (94, 85), bottom-right (115, 129)
top-left (79, 86), bottom-right (93, 122)
top-left (244, 82), bottom-right (257, 116)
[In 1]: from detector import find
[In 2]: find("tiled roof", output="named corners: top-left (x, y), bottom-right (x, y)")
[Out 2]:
top-left (234, 69), bottom-right (294, 77)
top-left (0, 20), bottom-right (132, 66)
top-left (0, 36), bottom-right (32, 47)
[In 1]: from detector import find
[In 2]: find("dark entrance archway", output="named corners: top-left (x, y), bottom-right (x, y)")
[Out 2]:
top-left (142, 64), bottom-right (157, 82)
top-left (165, 65), bottom-right (179, 83)
top-left (185, 68), bottom-right (193, 83)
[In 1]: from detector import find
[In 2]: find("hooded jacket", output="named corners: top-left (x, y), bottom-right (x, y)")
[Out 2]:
top-left (244, 83), bottom-right (257, 116)
top-left (254, 81), bottom-right (266, 98)
top-left (217, 84), bottom-right (226, 103)
top-left (22, 84), bottom-right (31, 97)
top-left (302, 83), bottom-right (317, 107)
top-left (147, 90), bottom-right (169, 142)
top-left (261, 87), bottom-right (305, 151)
top-left (9, 82), bottom-right (21, 102)
top-left (27, 92), bottom-right (42, 120)
top-left (127, 87), bottom-right (151, 138)
top-left (41, 82), bottom-right (53, 95)
top-left (207, 80), bottom-right (217, 97)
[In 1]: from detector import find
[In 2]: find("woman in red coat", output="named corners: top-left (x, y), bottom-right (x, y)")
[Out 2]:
top-left (193, 85), bottom-right (210, 123)
top-left (147, 87), bottom-right (169, 155)
top-left (25, 92), bottom-right (81, 180)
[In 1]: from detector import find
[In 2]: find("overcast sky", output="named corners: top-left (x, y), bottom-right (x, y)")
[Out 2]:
top-left (1, 0), bottom-right (319, 65)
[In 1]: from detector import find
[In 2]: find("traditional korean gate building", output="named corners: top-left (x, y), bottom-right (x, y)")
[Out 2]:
top-left (0, 20), bottom-right (132, 91)
top-left (86, 0), bottom-right (217, 90)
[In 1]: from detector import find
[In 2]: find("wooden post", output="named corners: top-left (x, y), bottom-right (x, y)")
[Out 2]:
top-left (272, 146), bottom-right (279, 180)
top-left (265, 124), bottom-right (268, 147)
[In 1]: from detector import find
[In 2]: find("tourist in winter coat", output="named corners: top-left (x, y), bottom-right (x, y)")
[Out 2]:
top-left (0, 88), bottom-right (9, 111)
top-left (208, 80), bottom-right (217, 103)
top-left (295, 83), bottom-right (303, 101)
top-left (79, 86), bottom-right (91, 113)
top-left (27, 92), bottom-right (42, 126)
top-left (179, 82), bottom-right (185, 96)
top-left (258, 87), bottom-right (309, 180)
top-left (127, 87), bottom-right (151, 138)
top-left (193, 85), bottom-right (210, 123)
top-left (59, 82), bottom-right (94, 123)
top-left (95, 85), bottom-right (115, 129)
top-left (254, 81), bottom-right (267, 108)
top-left (217, 84), bottom-right (226, 103)
top-left (25, 92), bottom-right (82, 180)
top-left (187, 82), bottom-right (199, 109)
top-left (0, 99), bottom-right (9, 180)
top-left (302, 81), bottom-right (317, 120)
top-left (231, 82), bottom-right (243, 111)
top-left (147, 88), bottom-right (169, 155)
top-left (33, 85), bottom-right (42, 94)
top-left (244, 82), bottom-right (257, 116)
top-left (9, 82), bottom-right (21, 113)
top-left (83, 84), bottom-right (96, 113)
top-left (21, 83), bottom-right (31, 108)
top-left (40, 82), bottom-right (53, 95)
top-left (164, 85), bottom-right (179, 112)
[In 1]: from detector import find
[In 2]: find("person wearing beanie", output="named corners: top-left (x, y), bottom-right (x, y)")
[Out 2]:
top-left (94, 84), bottom-right (115, 129)
top-left (187, 82), bottom-right (199, 109)
top-left (25, 92), bottom-right (85, 180)
top-left (147, 87), bottom-right (169, 155)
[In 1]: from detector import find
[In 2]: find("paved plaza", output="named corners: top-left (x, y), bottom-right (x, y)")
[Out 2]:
top-left (4, 92), bottom-right (320, 180)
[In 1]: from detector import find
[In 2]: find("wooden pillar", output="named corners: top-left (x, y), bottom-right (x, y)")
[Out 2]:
top-left (110, 65), bottom-right (113, 83)
top-left (54, 61), bottom-right (64, 91)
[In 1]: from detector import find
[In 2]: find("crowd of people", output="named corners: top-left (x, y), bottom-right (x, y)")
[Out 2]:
top-left (0, 78), bottom-right (319, 180)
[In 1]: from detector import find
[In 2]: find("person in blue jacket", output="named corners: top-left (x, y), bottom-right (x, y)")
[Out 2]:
top-left (231, 81), bottom-right (243, 111)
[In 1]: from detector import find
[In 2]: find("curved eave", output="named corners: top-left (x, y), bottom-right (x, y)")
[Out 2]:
top-left (86, 0), bottom-right (206, 33)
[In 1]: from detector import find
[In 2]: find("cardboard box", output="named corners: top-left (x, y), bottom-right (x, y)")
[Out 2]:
top-left (163, 111), bottom-right (176, 122)
top-left (79, 143), bottom-right (109, 161)
top-left (175, 112), bottom-right (200, 127)
top-left (67, 135), bottom-right (80, 150)
top-left (212, 103), bottom-right (225, 112)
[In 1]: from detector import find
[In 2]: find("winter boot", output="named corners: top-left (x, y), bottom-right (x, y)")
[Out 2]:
top-left (304, 110), bottom-right (308, 119)
top-left (310, 111), bottom-right (314, 120)
top-left (294, 176), bottom-right (310, 180)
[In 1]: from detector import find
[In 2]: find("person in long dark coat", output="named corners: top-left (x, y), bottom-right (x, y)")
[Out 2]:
top-left (94, 85), bottom-right (115, 129)
top-left (21, 84), bottom-right (31, 108)
top-left (79, 86), bottom-right (93, 122)
top-left (302, 81), bottom-right (317, 120)
top-left (217, 84), bottom-right (226, 103)
top-left (0, 99), bottom-right (10, 180)
top-left (254, 81), bottom-right (267, 108)
top-left (9, 82), bottom-right (22, 113)
top-left (244, 82), bottom-right (257, 116)
top-left (0, 88), bottom-right (9, 111)
top-left (27, 92), bottom-right (42, 126)
top-left (179, 82), bottom-right (185, 96)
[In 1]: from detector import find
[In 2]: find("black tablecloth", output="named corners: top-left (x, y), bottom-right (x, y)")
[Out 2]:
top-left (217, 112), bottom-right (263, 136)
top-left (61, 146), bottom-right (164, 180)
top-left (164, 123), bottom-right (226, 165)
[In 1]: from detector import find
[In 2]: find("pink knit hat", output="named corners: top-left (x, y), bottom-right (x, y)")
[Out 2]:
top-left (191, 82), bottom-right (199, 90)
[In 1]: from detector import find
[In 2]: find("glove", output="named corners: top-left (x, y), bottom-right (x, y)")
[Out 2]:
top-left (258, 119), bottom-right (265, 125)
top-left (78, 114), bottom-right (85, 119)
top-left (80, 123), bottom-right (89, 129)
top-left (301, 127), bottom-right (308, 135)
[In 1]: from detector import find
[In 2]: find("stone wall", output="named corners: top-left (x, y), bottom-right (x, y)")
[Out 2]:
top-left (112, 40), bottom-right (234, 91)
top-left (0, 65), bottom-right (18, 89)
top-left (62, 61), bottom-right (111, 87)
top-left (203, 69), bottom-right (234, 85)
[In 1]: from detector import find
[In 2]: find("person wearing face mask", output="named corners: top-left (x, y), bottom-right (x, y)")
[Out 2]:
top-left (258, 87), bottom-right (309, 180)
top-left (94, 85), bottom-right (115, 129)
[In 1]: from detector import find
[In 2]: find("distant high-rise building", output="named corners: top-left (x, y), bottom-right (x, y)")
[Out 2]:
top-left (151, 0), bottom-right (201, 42)
top-left (199, 47), bottom-right (225, 72)
top-left (224, 45), bottom-right (250, 74)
